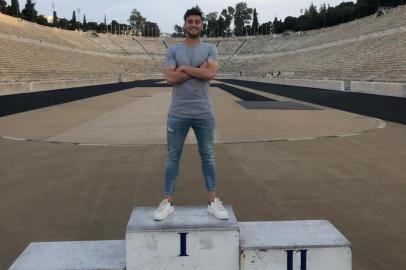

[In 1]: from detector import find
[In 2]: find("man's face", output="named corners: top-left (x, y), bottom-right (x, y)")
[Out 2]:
top-left (184, 15), bottom-right (203, 38)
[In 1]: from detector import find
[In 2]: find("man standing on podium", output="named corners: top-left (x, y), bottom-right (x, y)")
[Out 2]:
top-left (153, 7), bottom-right (229, 221)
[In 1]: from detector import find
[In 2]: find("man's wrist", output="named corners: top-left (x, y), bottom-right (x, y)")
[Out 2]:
top-left (180, 69), bottom-right (191, 77)
top-left (184, 66), bottom-right (199, 76)
top-left (177, 65), bottom-right (192, 73)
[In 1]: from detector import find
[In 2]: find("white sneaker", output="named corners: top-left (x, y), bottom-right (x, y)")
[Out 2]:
top-left (207, 198), bottom-right (229, 220)
top-left (153, 198), bottom-right (174, 221)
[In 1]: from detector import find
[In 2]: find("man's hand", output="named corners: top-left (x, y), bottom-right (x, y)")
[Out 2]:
top-left (176, 65), bottom-right (190, 73)
top-left (176, 61), bottom-right (208, 73)
top-left (200, 60), bottom-right (209, 68)
top-left (164, 66), bottom-right (191, 85)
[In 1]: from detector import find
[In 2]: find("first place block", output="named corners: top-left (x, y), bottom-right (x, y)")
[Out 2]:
top-left (126, 205), bottom-right (239, 270)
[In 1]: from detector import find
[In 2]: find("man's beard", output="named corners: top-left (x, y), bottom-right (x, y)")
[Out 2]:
top-left (188, 33), bottom-right (200, 38)
top-left (186, 29), bottom-right (201, 39)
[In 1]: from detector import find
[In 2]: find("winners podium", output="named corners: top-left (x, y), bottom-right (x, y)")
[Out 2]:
top-left (9, 205), bottom-right (352, 270)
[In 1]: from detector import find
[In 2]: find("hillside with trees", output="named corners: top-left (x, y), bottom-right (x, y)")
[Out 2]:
top-left (173, 1), bottom-right (406, 37)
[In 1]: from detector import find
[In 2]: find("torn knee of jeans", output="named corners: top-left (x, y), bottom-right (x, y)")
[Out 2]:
top-left (168, 127), bottom-right (174, 133)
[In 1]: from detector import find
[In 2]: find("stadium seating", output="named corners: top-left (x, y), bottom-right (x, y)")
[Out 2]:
top-left (225, 30), bottom-right (406, 82)
top-left (0, 5), bottom-right (405, 85)
top-left (222, 6), bottom-right (406, 56)
top-left (108, 36), bottom-right (147, 54)
top-left (217, 39), bottom-right (244, 55)
top-left (221, 6), bottom-right (406, 82)
top-left (0, 13), bottom-right (104, 51)
top-left (137, 39), bottom-right (167, 55)
top-left (0, 36), bottom-right (161, 83)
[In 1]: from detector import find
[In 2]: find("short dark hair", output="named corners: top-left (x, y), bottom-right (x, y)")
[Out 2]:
top-left (184, 7), bottom-right (203, 22)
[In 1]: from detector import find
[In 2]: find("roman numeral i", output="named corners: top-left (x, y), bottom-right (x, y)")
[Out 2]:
top-left (179, 232), bottom-right (189, 256)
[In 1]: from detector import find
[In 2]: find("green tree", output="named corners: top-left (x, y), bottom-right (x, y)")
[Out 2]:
top-left (234, 2), bottom-right (253, 35)
top-left (142, 21), bottom-right (160, 37)
top-left (221, 7), bottom-right (234, 36)
top-left (172, 24), bottom-right (184, 37)
top-left (37, 14), bottom-right (48, 26)
top-left (58, 18), bottom-right (69, 29)
top-left (222, 7), bottom-right (233, 27)
top-left (85, 22), bottom-right (98, 31)
top-left (83, 14), bottom-right (87, 31)
top-left (206, 11), bottom-right (219, 37)
top-left (70, 10), bottom-right (77, 30)
top-left (325, 5), bottom-right (337, 27)
top-left (355, 0), bottom-right (377, 18)
top-left (96, 22), bottom-right (107, 33)
top-left (10, 0), bottom-right (20, 17)
top-left (21, 0), bottom-right (37, 22)
top-left (297, 14), bottom-right (311, 31)
top-left (217, 15), bottom-right (226, 36)
top-left (305, 3), bottom-right (319, 29)
top-left (272, 17), bottom-right (283, 34)
top-left (381, 0), bottom-right (403, 7)
top-left (259, 22), bottom-right (272, 35)
top-left (111, 20), bottom-right (119, 34)
top-left (109, 21), bottom-right (129, 35)
top-left (52, 10), bottom-right (58, 26)
top-left (319, 4), bottom-right (328, 28)
top-left (227, 6), bottom-right (235, 20)
top-left (128, 8), bottom-right (146, 36)
top-left (0, 0), bottom-right (7, 13)
top-left (283, 16), bottom-right (298, 31)
top-left (335, 2), bottom-right (357, 24)
top-left (251, 8), bottom-right (259, 35)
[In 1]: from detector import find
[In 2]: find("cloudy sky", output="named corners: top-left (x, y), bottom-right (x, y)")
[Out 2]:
top-left (8, 0), bottom-right (352, 32)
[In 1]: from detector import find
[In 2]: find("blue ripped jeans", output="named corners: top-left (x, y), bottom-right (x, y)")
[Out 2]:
top-left (164, 115), bottom-right (216, 196)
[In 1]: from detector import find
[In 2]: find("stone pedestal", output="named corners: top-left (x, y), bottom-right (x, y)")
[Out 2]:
top-left (126, 205), bottom-right (240, 270)
top-left (8, 240), bottom-right (125, 270)
top-left (8, 209), bottom-right (352, 270)
top-left (239, 220), bottom-right (352, 270)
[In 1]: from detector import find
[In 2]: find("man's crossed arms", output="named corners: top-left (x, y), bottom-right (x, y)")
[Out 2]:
top-left (164, 59), bottom-right (218, 85)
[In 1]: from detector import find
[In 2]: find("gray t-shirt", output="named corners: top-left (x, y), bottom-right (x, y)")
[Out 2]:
top-left (164, 41), bottom-right (218, 119)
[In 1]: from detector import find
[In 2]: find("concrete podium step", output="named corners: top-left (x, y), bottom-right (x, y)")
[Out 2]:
top-left (8, 207), bottom-right (352, 270)
top-left (8, 240), bottom-right (125, 270)
top-left (239, 220), bottom-right (352, 270)
top-left (126, 205), bottom-right (240, 270)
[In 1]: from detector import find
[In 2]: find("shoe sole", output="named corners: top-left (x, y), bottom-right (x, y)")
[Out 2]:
top-left (153, 206), bottom-right (174, 221)
top-left (207, 207), bottom-right (229, 220)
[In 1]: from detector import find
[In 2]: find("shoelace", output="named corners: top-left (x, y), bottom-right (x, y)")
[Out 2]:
top-left (214, 199), bottom-right (225, 210)
top-left (158, 200), bottom-right (169, 211)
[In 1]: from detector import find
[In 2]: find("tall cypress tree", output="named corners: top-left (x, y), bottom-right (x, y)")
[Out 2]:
top-left (252, 8), bottom-right (259, 35)
top-left (305, 3), bottom-right (319, 29)
top-left (83, 14), bottom-right (87, 31)
top-left (10, 0), bottom-right (20, 17)
top-left (70, 10), bottom-right (77, 30)
top-left (53, 10), bottom-right (58, 26)
top-left (273, 17), bottom-right (284, 34)
top-left (21, 0), bottom-right (37, 21)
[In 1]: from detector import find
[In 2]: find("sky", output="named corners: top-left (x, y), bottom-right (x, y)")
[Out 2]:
top-left (7, 0), bottom-right (353, 33)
